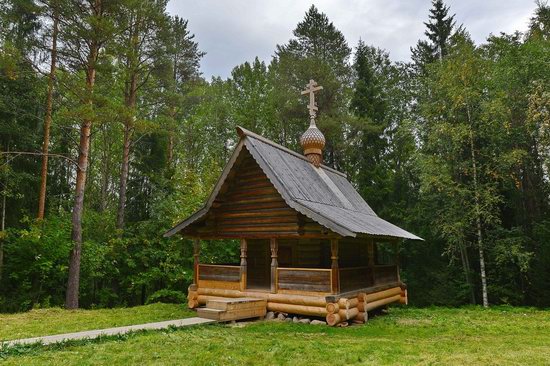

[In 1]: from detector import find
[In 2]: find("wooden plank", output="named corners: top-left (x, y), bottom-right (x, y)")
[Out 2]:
top-left (278, 283), bottom-right (331, 292)
top-left (277, 289), bottom-right (331, 296)
top-left (224, 187), bottom-right (279, 199)
top-left (277, 268), bottom-right (331, 293)
top-left (215, 208), bottom-right (295, 218)
top-left (206, 298), bottom-right (266, 311)
top-left (218, 216), bottom-right (298, 225)
top-left (198, 265), bottom-right (240, 282)
top-left (215, 224), bottom-right (300, 233)
top-left (324, 281), bottom-right (402, 302)
top-left (198, 279), bottom-right (241, 290)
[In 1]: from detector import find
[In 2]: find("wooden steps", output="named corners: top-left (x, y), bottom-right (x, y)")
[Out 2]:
top-left (196, 297), bottom-right (267, 322)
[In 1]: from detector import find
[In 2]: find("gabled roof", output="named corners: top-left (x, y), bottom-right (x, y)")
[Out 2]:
top-left (164, 126), bottom-right (422, 240)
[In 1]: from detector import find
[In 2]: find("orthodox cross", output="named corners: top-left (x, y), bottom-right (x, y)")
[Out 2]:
top-left (301, 79), bottom-right (323, 123)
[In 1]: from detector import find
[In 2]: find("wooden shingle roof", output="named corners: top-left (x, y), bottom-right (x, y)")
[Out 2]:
top-left (165, 126), bottom-right (422, 240)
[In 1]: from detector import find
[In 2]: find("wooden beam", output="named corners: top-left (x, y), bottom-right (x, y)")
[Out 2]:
top-left (270, 238), bottom-right (278, 293)
top-left (330, 238), bottom-right (339, 294)
top-left (325, 281), bottom-right (402, 302)
top-left (193, 239), bottom-right (200, 286)
top-left (394, 240), bottom-right (401, 283)
top-left (240, 238), bottom-right (247, 291)
top-left (367, 239), bottom-right (375, 285)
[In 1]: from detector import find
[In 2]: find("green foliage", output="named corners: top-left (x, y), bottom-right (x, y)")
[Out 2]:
top-left (1, 1), bottom-right (550, 313)
top-left (146, 289), bottom-right (186, 305)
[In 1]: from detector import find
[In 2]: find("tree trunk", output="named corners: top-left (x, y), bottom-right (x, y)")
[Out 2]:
top-left (458, 242), bottom-right (476, 304)
top-left (99, 125), bottom-right (109, 212)
top-left (0, 159), bottom-right (6, 283)
top-left (116, 74), bottom-right (137, 231)
top-left (66, 42), bottom-right (98, 310)
top-left (467, 107), bottom-right (489, 308)
top-left (38, 9), bottom-right (59, 220)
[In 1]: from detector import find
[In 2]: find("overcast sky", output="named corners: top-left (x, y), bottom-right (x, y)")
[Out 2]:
top-left (167, 0), bottom-right (536, 80)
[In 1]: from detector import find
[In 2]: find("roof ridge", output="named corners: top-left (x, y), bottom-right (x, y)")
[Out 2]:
top-left (236, 126), bottom-right (347, 178)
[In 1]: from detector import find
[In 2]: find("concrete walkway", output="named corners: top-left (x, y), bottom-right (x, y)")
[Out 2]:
top-left (2, 317), bottom-right (216, 348)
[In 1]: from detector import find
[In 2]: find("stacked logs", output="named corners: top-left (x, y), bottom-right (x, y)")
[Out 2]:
top-left (188, 285), bottom-right (199, 309)
top-left (325, 293), bottom-right (365, 326)
top-left (189, 285), bottom-right (405, 326)
top-left (325, 286), bottom-right (404, 326)
top-left (195, 287), bottom-right (328, 316)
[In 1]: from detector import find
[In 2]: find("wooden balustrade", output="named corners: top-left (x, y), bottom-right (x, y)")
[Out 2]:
top-left (373, 264), bottom-right (398, 285)
top-left (339, 266), bottom-right (372, 292)
top-left (198, 264), bottom-right (241, 283)
top-left (277, 267), bottom-right (332, 293)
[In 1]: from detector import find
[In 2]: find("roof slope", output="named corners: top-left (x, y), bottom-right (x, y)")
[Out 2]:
top-left (165, 126), bottom-right (422, 240)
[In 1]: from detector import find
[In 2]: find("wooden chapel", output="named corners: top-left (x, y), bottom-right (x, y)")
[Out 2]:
top-left (165, 80), bottom-right (422, 326)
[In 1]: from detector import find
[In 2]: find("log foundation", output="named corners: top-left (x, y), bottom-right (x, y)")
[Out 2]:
top-left (191, 285), bottom-right (404, 326)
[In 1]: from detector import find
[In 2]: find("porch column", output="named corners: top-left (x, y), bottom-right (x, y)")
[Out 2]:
top-left (330, 239), bottom-right (339, 294)
top-left (193, 239), bottom-right (200, 287)
top-left (240, 239), bottom-right (247, 291)
top-left (367, 239), bottom-right (375, 285)
top-left (395, 240), bottom-right (401, 283)
top-left (270, 238), bottom-right (278, 293)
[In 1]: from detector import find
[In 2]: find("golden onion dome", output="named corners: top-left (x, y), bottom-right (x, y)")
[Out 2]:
top-left (300, 123), bottom-right (325, 167)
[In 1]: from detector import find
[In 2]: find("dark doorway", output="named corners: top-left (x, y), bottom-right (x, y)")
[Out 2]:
top-left (247, 239), bottom-right (270, 290)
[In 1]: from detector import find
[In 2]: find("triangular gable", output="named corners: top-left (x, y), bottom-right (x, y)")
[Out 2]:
top-left (165, 127), bottom-right (422, 240)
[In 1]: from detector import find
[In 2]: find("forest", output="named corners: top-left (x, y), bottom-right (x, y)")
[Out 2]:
top-left (0, 0), bottom-right (549, 313)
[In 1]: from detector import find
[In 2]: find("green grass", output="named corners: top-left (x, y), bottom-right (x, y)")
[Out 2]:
top-left (0, 303), bottom-right (194, 342)
top-left (2, 306), bottom-right (549, 365)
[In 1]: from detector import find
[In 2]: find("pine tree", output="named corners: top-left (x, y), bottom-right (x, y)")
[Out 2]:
top-left (61, 0), bottom-right (118, 309)
top-left (411, 0), bottom-right (456, 70)
top-left (272, 5), bottom-right (351, 166)
top-left (112, 0), bottom-right (170, 232)
top-left (349, 40), bottom-right (391, 212)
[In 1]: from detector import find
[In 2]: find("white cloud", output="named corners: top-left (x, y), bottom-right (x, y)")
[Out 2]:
top-left (167, 0), bottom-right (537, 79)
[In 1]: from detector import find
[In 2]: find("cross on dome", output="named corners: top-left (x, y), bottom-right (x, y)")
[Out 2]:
top-left (301, 79), bottom-right (323, 124)
top-left (300, 79), bottom-right (325, 167)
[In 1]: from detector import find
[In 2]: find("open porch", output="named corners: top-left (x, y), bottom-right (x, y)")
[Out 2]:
top-left (187, 237), bottom-right (407, 325)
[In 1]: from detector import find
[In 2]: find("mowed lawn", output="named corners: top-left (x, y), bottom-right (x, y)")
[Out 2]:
top-left (0, 303), bottom-right (194, 342)
top-left (1, 306), bottom-right (549, 365)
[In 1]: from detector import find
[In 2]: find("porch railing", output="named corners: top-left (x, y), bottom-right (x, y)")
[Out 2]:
top-left (198, 264), bottom-right (240, 283)
top-left (277, 267), bottom-right (332, 293)
top-left (373, 264), bottom-right (398, 285)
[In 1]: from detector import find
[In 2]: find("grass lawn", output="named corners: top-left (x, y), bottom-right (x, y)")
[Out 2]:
top-left (1, 306), bottom-right (549, 365)
top-left (0, 303), bottom-right (194, 342)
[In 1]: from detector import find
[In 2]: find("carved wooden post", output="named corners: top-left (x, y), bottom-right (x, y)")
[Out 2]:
top-left (270, 238), bottom-right (278, 293)
top-left (395, 240), bottom-right (401, 283)
top-left (367, 239), bottom-right (375, 285)
top-left (330, 239), bottom-right (339, 294)
top-left (240, 238), bottom-right (247, 291)
top-left (193, 239), bottom-right (200, 287)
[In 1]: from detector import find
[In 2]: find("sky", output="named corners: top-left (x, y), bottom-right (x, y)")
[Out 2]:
top-left (167, 0), bottom-right (536, 80)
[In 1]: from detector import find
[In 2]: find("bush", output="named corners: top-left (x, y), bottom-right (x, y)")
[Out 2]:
top-left (146, 289), bottom-right (186, 304)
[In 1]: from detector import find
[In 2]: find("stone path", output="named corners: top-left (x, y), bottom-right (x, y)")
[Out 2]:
top-left (2, 317), bottom-right (216, 348)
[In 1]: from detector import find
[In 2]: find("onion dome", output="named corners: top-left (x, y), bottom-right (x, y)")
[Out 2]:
top-left (300, 121), bottom-right (325, 167)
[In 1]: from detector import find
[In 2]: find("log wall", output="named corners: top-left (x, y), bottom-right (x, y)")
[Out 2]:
top-left (184, 149), bottom-right (330, 238)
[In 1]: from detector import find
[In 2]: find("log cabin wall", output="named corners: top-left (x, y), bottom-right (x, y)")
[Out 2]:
top-left (183, 148), bottom-right (330, 238)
